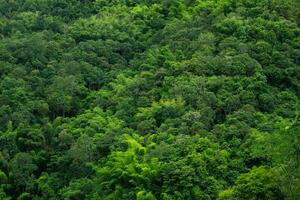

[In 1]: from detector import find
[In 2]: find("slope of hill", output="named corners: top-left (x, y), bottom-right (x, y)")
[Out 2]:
top-left (0, 0), bottom-right (299, 199)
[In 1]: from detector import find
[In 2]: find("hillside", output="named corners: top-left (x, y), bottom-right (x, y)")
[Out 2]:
top-left (0, 0), bottom-right (299, 199)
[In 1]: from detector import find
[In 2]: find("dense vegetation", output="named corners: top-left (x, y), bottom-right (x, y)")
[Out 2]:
top-left (0, 0), bottom-right (299, 199)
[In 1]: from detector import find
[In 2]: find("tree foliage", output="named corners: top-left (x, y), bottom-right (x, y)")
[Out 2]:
top-left (0, 0), bottom-right (299, 199)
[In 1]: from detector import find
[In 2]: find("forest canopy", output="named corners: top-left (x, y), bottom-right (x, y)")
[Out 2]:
top-left (0, 0), bottom-right (299, 199)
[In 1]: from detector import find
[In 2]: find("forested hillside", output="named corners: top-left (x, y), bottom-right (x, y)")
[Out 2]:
top-left (0, 0), bottom-right (299, 199)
